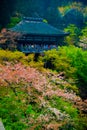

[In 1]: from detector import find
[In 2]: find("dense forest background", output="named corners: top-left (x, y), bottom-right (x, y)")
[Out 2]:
top-left (0, 0), bottom-right (87, 28)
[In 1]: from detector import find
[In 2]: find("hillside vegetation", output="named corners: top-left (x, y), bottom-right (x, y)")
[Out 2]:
top-left (0, 46), bottom-right (87, 130)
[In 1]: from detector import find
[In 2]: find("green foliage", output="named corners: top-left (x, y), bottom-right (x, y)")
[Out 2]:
top-left (26, 105), bottom-right (35, 115)
top-left (64, 24), bottom-right (81, 46)
top-left (50, 96), bottom-right (84, 130)
top-left (0, 50), bottom-right (25, 63)
top-left (60, 114), bottom-right (87, 130)
top-left (7, 17), bottom-right (21, 28)
top-left (0, 86), bottom-right (28, 129)
top-left (0, 49), bottom-right (44, 70)
top-left (60, 46), bottom-right (87, 86)
top-left (43, 49), bottom-right (76, 80)
top-left (20, 53), bottom-right (34, 65)
top-left (50, 96), bottom-right (78, 119)
top-left (81, 26), bottom-right (87, 37)
top-left (57, 46), bottom-right (87, 97)
top-left (58, 2), bottom-right (84, 15)
top-left (40, 46), bottom-right (87, 97)
top-left (79, 26), bottom-right (87, 45)
top-left (0, 84), bottom-right (43, 129)
top-left (43, 19), bottom-right (48, 23)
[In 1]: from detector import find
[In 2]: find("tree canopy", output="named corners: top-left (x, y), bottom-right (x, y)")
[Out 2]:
top-left (0, 0), bottom-right (87, 28)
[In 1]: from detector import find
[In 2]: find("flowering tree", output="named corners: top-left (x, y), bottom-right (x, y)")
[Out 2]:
top-left (0, 30), bottom-right (22, 50)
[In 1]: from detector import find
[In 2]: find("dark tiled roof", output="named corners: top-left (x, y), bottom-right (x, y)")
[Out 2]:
top-left (11, 17), bottom-right (69, 36)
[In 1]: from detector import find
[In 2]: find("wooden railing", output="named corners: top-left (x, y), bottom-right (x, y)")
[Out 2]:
top-left (19, 44), bottom-right (57, 53)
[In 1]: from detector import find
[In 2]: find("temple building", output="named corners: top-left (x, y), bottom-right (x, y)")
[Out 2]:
top-left (10, 17), bottom-right (69, 53)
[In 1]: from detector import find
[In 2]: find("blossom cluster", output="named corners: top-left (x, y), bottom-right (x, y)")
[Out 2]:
top-left (0, 62), bottom-right (81, 103)
top-left (0, 62), bottom-right (47, 92)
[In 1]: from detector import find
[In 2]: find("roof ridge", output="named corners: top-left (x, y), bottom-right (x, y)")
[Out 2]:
top-left (23, 17), bottom-right (43, 22)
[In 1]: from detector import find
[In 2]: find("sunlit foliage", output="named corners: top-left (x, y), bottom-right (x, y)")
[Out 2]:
top-left (64, 24), bottom-right (81, 46)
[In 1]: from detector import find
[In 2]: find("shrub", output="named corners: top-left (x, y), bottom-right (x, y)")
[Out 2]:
top-left (59, 46), bottom-right (87, 86)
top-left (0, 86), bottom-right (28, 129)
top-left (0, 49), bottom-right (25, 63)
top-left (43, 49), bottom-right (76, 80)
top-left (50, 96), bottom-right (78, 119)
top-left (64, 24), bottom-right (81, 46)
top-left (41, 46), bottom-right (87, 98)
top-left (50, 96), bottom-right (82, 130)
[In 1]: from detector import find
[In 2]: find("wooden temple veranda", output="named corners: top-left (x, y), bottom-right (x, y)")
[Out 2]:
top-left (10, 17), bottom-right (69, 53)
